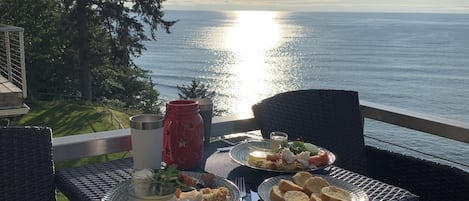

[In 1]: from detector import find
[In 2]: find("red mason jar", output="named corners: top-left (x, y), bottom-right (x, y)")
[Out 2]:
top-left (163, 100), bottom-right (204, 170)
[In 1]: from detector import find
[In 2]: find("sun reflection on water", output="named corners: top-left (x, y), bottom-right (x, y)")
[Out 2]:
top-left (214, 11), bottom-right (285, 117)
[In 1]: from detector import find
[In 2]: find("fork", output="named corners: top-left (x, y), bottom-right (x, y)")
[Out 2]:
top-left (235, 177), bottom-right (248, 200)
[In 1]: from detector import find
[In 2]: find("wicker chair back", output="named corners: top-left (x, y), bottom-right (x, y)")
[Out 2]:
top-left (252, 89), bottom-right (367, 174)
top-left (0, 126), bottom-right (56, 201)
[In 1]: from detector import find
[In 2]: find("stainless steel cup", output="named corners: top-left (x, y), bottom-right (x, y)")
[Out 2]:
top-left (129, 114), bottom-right (164, 170)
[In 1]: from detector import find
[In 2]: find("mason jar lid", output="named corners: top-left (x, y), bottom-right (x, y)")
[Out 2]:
top-left (165, 100), bottom-right (200, 115)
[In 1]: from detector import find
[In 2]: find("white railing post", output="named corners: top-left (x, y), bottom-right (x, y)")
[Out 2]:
top-left (4, 31), bottom-right (12, 81)
top-left (19, 31), bottom-right (26, 98)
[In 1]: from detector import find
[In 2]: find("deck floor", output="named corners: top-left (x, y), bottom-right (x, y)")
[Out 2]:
top-left (0, 75), bottom-right (27, 118)
top-left (0, 75), bottom-right (21, 91)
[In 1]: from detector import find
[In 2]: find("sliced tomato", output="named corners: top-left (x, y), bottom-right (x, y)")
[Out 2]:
top-left (308, 151), bottom-right (329, 166)
top-left (201, 173), bottom-right (215, 187)
top-left (178, 172), bottom-right (198, 186)
top-left (175, 188), bottom-right (182, 198)
top-left (266, 153), bottom-right (282, 162)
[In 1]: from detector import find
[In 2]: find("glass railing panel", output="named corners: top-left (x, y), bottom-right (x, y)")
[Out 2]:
top-left (364, 119), bottom-right (469, 172)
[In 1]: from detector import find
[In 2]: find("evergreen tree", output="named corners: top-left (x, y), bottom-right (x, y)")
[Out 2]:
top-left (1, 0), bottom-right (178, 113)
top-left (177, 80), bottom-right (216, 99)
top-left (64, 0), bottom-right (178, 105)
top-left (177, 79), bottom-right (226, 116)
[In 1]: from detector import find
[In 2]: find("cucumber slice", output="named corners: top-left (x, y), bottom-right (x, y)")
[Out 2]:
top-left (304, 143), bottom-right (319, 155)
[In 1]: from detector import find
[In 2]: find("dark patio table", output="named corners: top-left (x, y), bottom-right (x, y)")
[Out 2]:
top-left (55, 139), bottom-right (419, 201)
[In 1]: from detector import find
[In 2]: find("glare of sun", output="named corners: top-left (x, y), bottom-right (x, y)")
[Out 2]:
top-left (223, 11), bottom-right (282, 116)
top-left (225, 11), bottom-right (280, 53)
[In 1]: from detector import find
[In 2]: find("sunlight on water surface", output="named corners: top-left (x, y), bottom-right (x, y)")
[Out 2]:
top-left (213, 11), bottom-right (285, 116)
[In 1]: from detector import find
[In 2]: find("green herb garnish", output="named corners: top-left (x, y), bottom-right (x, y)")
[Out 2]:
top-left (289, 140), bottom-right (320, 155)
top-left (289, 140), bottom-right (306, 154)
top-left (153, 165), bottom-right (179, 183)
top-left (152, 165), bottom-right (196, 192)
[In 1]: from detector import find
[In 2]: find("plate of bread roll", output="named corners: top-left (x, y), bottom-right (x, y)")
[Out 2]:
top-left (257, 171), bottom-right (368, 201)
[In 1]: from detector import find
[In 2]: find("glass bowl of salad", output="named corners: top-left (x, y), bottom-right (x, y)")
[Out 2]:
top-left (245, 138), bottom-right (282, 153)
top-left (129, 168), bottom-right (178, 200)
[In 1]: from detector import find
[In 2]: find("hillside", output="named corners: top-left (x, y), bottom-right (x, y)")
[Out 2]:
top-left (19, 101), bottom-right (131, 136)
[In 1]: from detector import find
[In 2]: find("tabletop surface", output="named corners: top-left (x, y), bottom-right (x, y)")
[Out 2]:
top-left (55, 140), bottom-right (419, 201)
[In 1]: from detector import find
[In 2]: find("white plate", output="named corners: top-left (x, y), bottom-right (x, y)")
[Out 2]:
top-left (257, 174), bottom-right (369, 201)
top-left (229, 141), bottom-right (336, 173)
top-left (101, 171), bottom-right (241, 201)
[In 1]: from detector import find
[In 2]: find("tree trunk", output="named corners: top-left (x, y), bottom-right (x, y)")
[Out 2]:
top-left (77, 0), bottom-right (92, 101)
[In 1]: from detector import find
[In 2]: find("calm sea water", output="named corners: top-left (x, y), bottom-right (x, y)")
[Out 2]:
top-left (134, 10), bottom-right (469, 171)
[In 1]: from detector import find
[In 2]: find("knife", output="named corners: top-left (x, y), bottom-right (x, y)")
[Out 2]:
top-left (250, 190), bottom-right (260, 201)
top-left (216, 146), bottom-right (234, 152)
top-left (243, 184), bottom-right (252, 201)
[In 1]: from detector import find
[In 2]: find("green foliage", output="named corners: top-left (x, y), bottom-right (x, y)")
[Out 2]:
top-left (176, 79), bottom-right (227, 116)
top-left (0, 0), bottom-right (63, 63)
top-left (93, 64), bottom-right (162, 114)
top-left (0, 0), bottom-right (176, 114)
top-left (177, 80), bottom-right (216, 99)
top-left (0, 0), bottom-right (80, 97)
top-left (0, 119), bottom-right (9, 126)
top-left (63, 0), bottom-right (178, 102)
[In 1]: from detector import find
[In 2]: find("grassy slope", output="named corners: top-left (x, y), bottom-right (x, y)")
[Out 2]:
top-left (19, 101), bottom-right (130, 137)
top-left (18, 101), bottom-right (132, 201)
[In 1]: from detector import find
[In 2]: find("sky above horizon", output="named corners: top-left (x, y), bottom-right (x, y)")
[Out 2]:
top-left (162, 0), bottom-right (469, 13)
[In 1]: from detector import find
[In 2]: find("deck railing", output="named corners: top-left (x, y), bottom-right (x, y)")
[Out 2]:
top-left (0, 24), bottom-right (27, 98)
top-left (53, 100), bottom-right (469, 167)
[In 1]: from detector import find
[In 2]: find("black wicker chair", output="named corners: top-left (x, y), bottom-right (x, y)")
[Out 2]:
top-left (252, 89), bottom-right (469, 201)
top-left (252, 89), bottom-right (367, 174)
top-left (0, 126), bottom-right (56, 201)
top-left (365, 146), bottom-right (469, 201)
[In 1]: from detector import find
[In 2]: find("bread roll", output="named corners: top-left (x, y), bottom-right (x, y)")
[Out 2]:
top-left (278, 179), bottom-right (304, 192)
top-left (292, 171), bottom-right (313, 187)
top-left (200, 187), bottom-right (230, 201)
top-left (310, 193), bottom-right (323, 201)
top-left (320, 186), bottom-right (352, 201)
top-left (303, 177), bottom-right (330, 196)
top-left (270, 185), bottom-right (285, 201)
top-left (283, 191), bottom-right (309, 201)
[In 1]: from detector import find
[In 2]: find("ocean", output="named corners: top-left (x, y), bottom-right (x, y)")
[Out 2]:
top-left (133, 10), bottom-right (469, 171)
